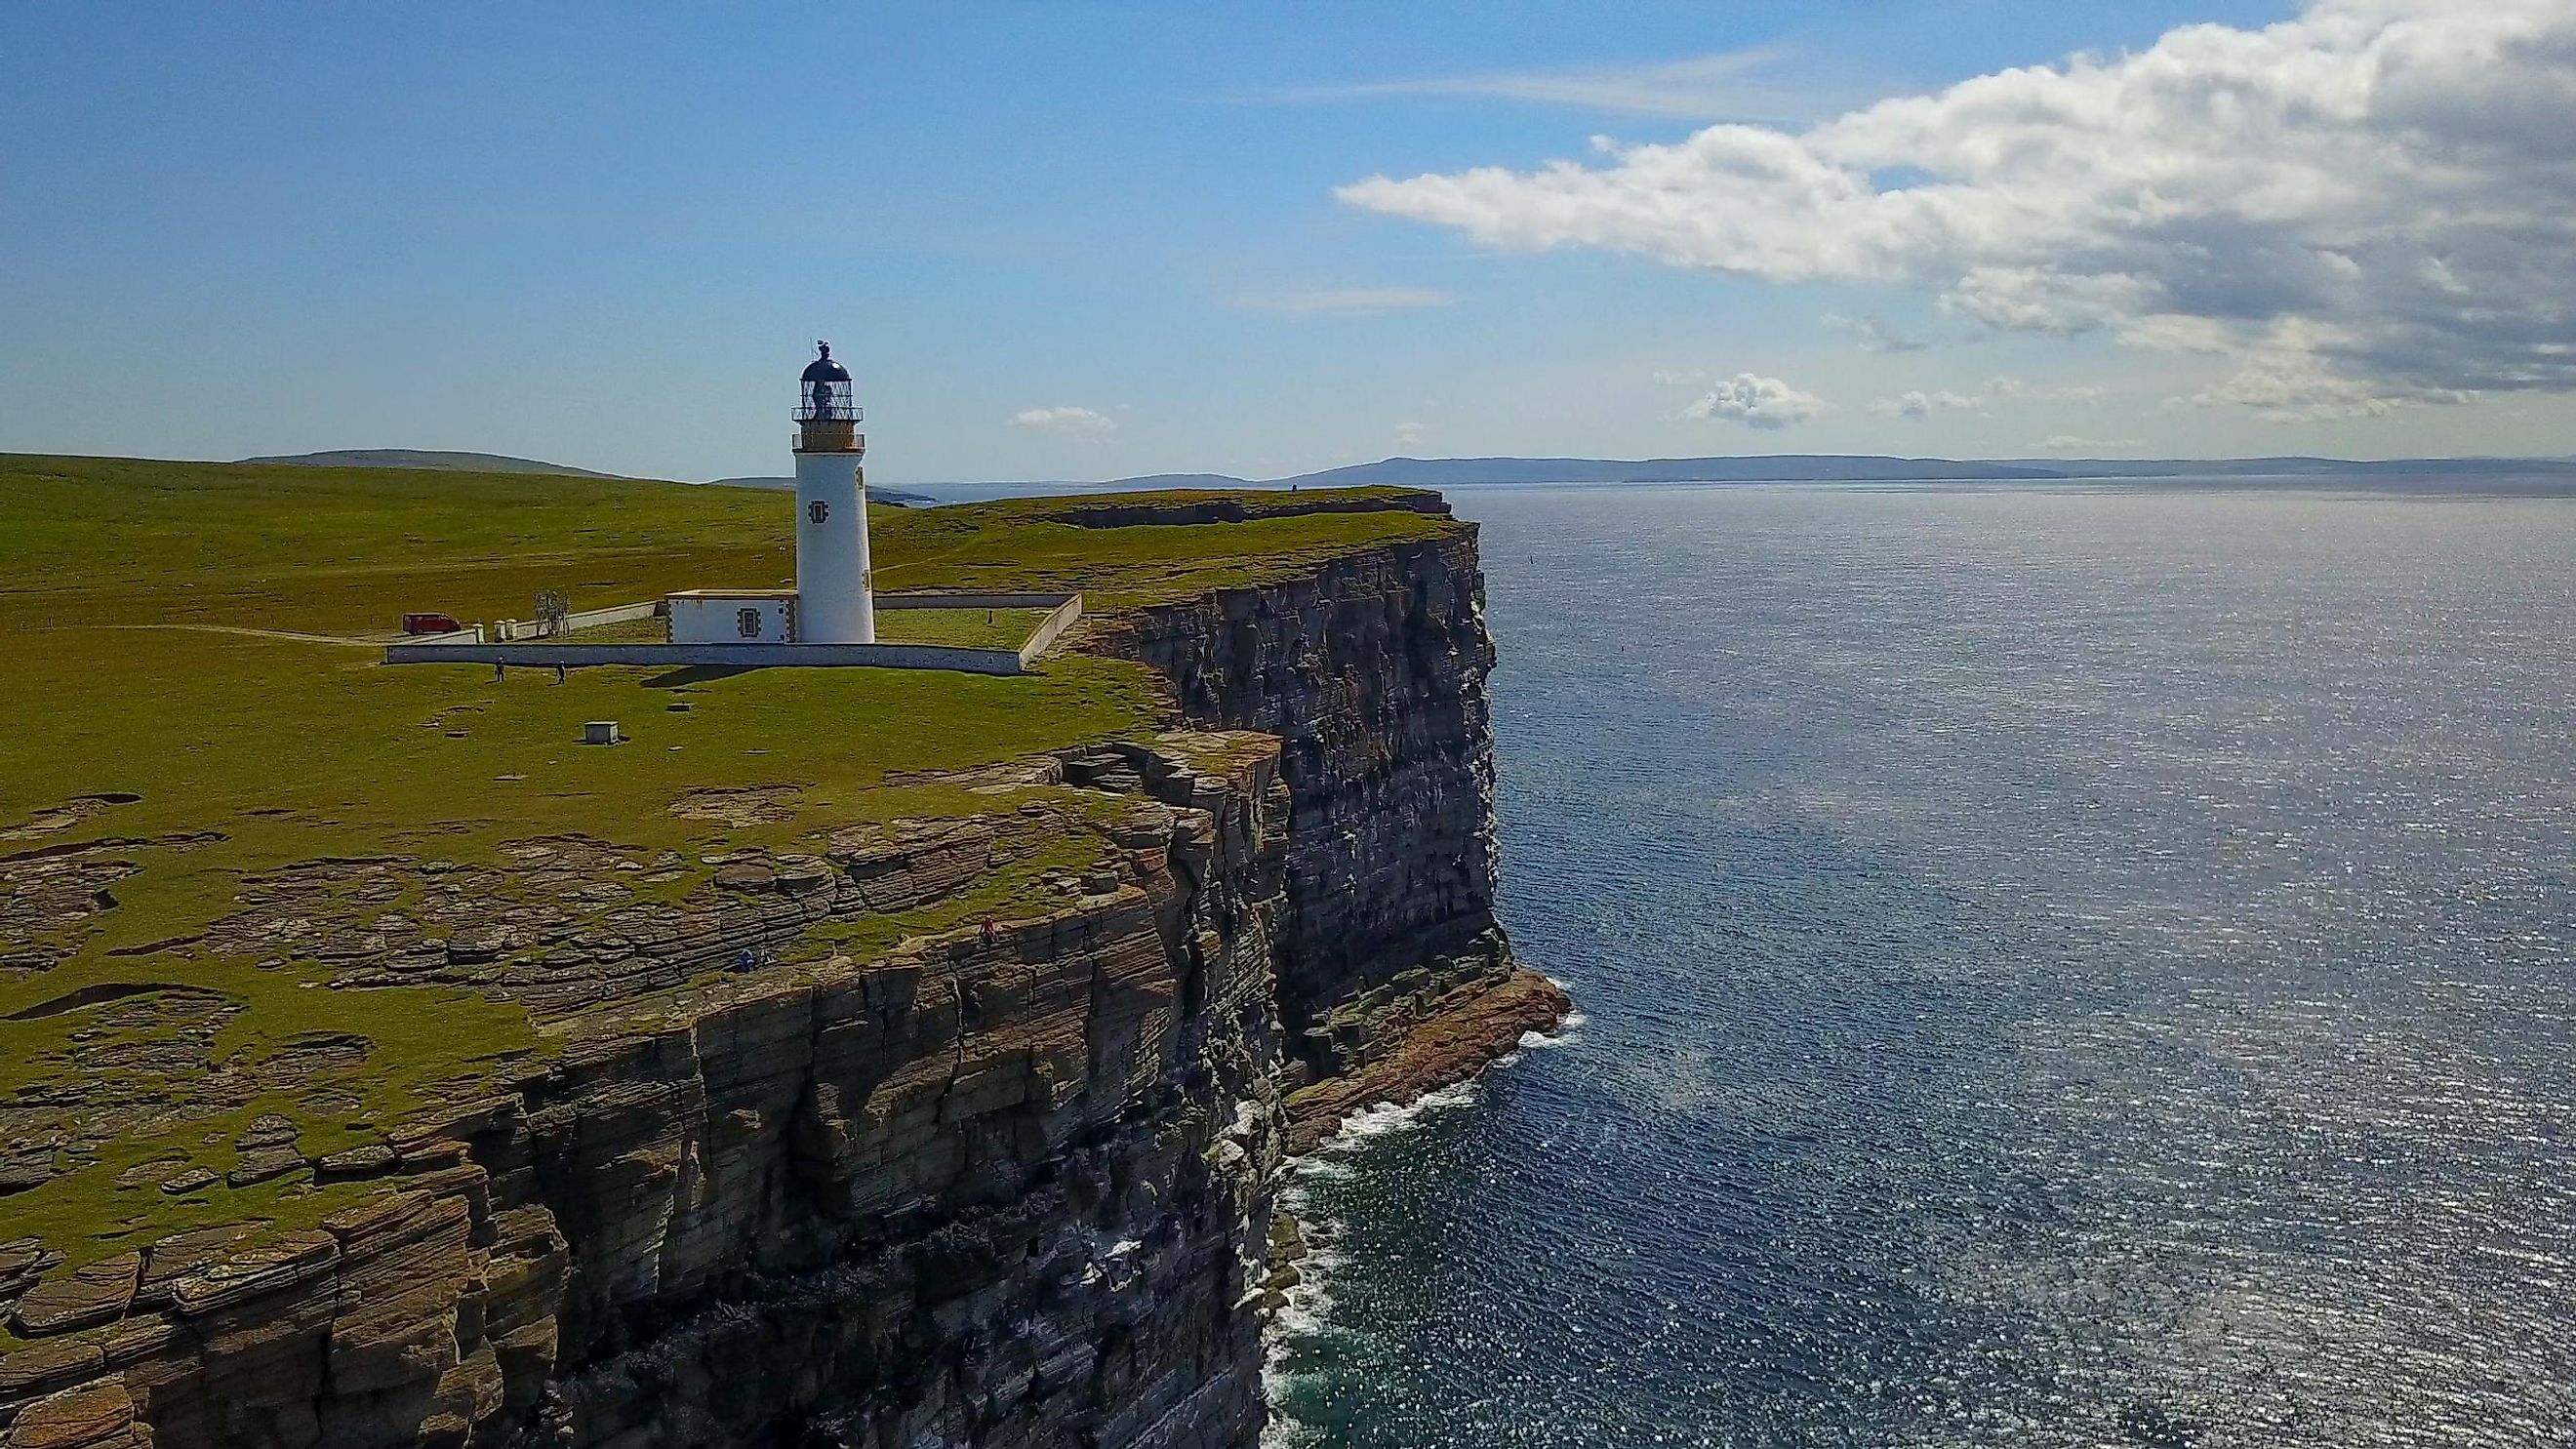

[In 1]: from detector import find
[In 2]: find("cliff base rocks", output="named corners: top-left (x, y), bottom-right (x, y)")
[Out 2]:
top-left (1281, 959), bottom-right (1569, 1155)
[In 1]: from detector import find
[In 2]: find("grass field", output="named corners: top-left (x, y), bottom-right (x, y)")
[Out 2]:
top-left (0, 453), bottom-right (1456, 1275)
top-left (1, 455), bottom-right (1445, 631)
top-left (872, 605), bottom-right (1056, 651)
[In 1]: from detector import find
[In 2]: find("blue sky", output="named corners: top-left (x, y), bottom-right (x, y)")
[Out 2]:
top-left (5, 2), bottom-right (2570, 483)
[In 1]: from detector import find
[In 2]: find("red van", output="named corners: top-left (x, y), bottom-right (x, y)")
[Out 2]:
top-left (399, 613), bottom-right (464, 636)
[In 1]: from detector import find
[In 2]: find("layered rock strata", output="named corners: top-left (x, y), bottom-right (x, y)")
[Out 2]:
top-left (5, 740), bottom-right (1292, 1449)
top-left (1, 519), bottom-right (1561, 1449)
top-left (1106, 523), bottom-right (1561, 1091)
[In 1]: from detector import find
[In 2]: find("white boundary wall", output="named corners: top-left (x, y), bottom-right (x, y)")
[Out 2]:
top-left (406, 591), bottom-right (1083, 673)
top-left (492, 600), bottom-right (661, 642)
top-left (870, 590), bottom-right (1083, 664)
top-left (383, 640), bottom-right (1026, 674)
top-left (875, 592), bottom-right (1075, 611)
top-left (1017, 595), bottom-right (1084, 666)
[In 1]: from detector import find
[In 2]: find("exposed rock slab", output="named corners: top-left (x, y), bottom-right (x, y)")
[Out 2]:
top-left (1282, 965), bottom-right (1570, 1154)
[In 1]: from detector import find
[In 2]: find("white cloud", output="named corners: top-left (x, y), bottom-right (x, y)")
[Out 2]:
top-left (1871, 376), bottom-right (2105, 418)
top-left (1986, 377), bottom-right (2106, 405)
top-left (1341, 1), bottom-right (2576, 420)
top-left (1236, 287), bottom-right (1454, 316)
top-left (1267, 48), bottom-right (1835, 122)
top-left (2185, 342), bottom-right (2470, 422)
top-left (1391, 420), bottom-right (1430, 450)
top-left (1873, 388), bottom-right (1985, 420)
top-left (1009, 406), bottom-right (1117, 440)
top-left (1823, 312), bottom-right (1928, 353)
top-left (2031, 434), bottom-right (2147, 454)
top-left (1680, 374), bottom-right (1828, 429)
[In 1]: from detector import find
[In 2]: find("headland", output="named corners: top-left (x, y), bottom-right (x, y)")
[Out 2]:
top-left (0, 454), bottom-right (1563, 1449)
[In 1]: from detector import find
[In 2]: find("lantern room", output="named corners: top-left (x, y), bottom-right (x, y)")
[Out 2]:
top-left (796, 342), bottom-right (864, 455)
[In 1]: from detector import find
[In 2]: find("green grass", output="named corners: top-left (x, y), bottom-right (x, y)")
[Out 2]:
top-left (873, 606), bottom-right (1055, 651)
top-left (0, 453), bottom-right (1462, 1268)
top-left (876, 487), bottom-right (1453, 611)
top-left (0, 455), bottom-right (1448, 631)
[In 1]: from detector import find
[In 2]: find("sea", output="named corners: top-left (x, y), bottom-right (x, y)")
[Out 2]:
top-left (1237, 479), bottom-right (2576, 1449)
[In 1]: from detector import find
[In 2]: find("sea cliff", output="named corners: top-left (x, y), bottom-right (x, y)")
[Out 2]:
top-left (1108, 528), bottom-right (1566, 1152)
top-left (0, 468), bottom-right (1563, 1449)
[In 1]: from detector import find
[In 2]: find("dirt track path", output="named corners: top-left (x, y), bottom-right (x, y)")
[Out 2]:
top-left (108, 624), bottom-right (388, 648)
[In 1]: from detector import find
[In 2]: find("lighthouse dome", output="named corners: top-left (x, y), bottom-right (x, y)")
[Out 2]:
top-left (796, 341), bottom-right (862, 435)
top-left (801, 342), bottom-right (851, 383)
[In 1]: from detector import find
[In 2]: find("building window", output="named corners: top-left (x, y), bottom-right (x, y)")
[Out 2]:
top-left (808, 500), bottom-right (829, 525)
top-left (737, 608), bottom-right (763, 639)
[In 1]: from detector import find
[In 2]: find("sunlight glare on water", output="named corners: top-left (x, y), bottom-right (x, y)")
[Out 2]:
top-left (1267, 480), bottom-right (2576, 1449)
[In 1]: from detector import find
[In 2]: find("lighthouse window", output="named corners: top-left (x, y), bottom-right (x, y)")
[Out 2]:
top-left (737, 608), bottom-right (763, 638)
top-left (808, 500), bottom-right (829, 525)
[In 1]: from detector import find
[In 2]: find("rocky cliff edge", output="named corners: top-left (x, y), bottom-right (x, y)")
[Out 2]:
top-left (0, 491), bottom-right (1563, 1449)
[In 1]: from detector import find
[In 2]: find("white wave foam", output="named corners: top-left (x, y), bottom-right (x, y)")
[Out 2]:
top-left (1261, 1233), bottom-right (1352, 1446)
top-left (1257, 1361), bottom-right (1327, 1449)
top-left (1284, 1155), bottom-right (1355, 1190)
top-left (1263, 1078), bottom-right (1487, 1440)
top-left (1324, 1079), bottom-right (1481, 1147)
top-left (1514, 1021), bottom-right (1585, 1053)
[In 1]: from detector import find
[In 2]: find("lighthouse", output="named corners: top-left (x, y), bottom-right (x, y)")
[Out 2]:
top-left (394, 335), bottom-right (1085, 672)
top-left (792, 341), bottom-right (875, 643)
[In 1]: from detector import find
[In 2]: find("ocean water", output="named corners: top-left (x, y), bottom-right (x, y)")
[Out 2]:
top-left (1265, 480), bottom-right (2576, 1449)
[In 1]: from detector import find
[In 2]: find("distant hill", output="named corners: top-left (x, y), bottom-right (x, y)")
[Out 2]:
top-left (239, 453), bottom-right (935, 503)
top-left (704, 475), bottom-right (934, 506)
top-left (237, 448), bottom-right (625, 478)
top-left (1990, 457), bottom-right (2576, 478)
top-left (241, 450), bottom-right (2576, 503)
top-left (1260, 456), bottom-right (2061, 487)
top-left (1073, 455), bottom-right (2576, 491)
top-left (1105, 472), bottom-right (1257, 491)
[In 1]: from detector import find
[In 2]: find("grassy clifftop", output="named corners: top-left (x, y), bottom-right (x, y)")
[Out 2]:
top-left (3, 454), bottom-right (1447, 628)
top-left (0, 454), bottom-right (1458, 1276)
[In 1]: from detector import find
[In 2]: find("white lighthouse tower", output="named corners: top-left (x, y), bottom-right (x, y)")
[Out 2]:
top-left (792, 341), bottom-right (875, 644)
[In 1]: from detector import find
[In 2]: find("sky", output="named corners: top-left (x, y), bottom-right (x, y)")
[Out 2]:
top-left (4, 1), bottom-right (2572, 484)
